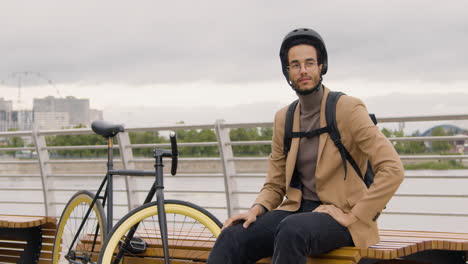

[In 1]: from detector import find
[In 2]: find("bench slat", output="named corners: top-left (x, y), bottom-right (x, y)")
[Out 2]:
top-left (0, 255), bottom-right (20, 263)
top-left (0, 248), bottom-right (23, 257)
top-left (0, 215), bottom-right (56, 228)
top-left (0, 241), bottom-right (26, 249)
top-left (314, 248), bottom-right (361, 262)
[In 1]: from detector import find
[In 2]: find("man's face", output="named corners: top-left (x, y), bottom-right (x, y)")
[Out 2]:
top-left (287, 44), bottom-right (323, 93)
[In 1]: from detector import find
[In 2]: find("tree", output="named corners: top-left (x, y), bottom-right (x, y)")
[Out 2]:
top-left (258, 127), bottom-right (273, 155)
top-left (431, 127), bottom-right (453, 153)
top-left (230, 127), bottom-right (272, 156)
top-left (177, 129), bottom-right (218, 157)
top-left (46, 124), bottom-right (108, 158)
top-left (405, 131), bottom-right (426, 154)
top-left (380, 128), bottom-right (426, 154)
top-left (129, 131), bottom-right (167, 157)
top-left (2, 128), bottom-right (25, 158)
top-left (381, 128), bottom-right (392, 138)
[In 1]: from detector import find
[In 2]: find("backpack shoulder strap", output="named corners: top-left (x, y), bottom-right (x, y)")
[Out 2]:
top-left (283, 100), bottom-right (298, 155)
top-left (325, 91), bottom-right (344, 126)
top-left (325, 92), bottom-right (349, 177)
top-left (369, 113), bottom-right (378, 125)
top-left (326, 92), bottom-right (365, 180)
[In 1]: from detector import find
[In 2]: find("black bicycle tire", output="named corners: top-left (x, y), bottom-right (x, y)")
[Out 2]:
top-left (98, 199), bottom-right (222, 263)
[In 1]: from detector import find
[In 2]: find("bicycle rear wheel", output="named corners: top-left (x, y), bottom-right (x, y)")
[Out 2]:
top-left (52, 190), bottom-right (107, 264)
top-left (98, 199), bottom-right (222, 263)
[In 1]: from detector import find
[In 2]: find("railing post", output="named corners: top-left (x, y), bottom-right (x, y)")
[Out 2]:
top-left (215, 119), bottom-right (239, 218)
top-left (117, 132), bottom-right (138, 211)
top-left (32, 128), bottom-right (55, 216)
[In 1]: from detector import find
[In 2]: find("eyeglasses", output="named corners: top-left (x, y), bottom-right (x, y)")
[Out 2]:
top-left (286, 61), bottom-right (317, 73)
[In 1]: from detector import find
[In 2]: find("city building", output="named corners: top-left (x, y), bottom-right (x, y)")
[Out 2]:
top-left (0, 98), bottom-right (12, 112)
top-left (0, 96), bottom-right (103, 131)
top-left (0, 110), bottom-right (34, 131)
top-left (33, 112), bottom-right (69, 130)
top-left (33, 96), bottom-right (90, 126)
top-left (89, 109), bottom-right (104, 123)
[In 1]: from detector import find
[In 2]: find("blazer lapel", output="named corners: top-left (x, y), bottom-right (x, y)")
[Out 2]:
top-left (285, 101), bottom-right (301, 188)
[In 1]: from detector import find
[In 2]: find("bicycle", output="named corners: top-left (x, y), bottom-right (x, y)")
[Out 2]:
top-left (52, 120), bottom-right (222, 264)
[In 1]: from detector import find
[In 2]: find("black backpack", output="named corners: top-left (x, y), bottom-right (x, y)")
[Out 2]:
top-left (283, 91), bottom-right (377, 187)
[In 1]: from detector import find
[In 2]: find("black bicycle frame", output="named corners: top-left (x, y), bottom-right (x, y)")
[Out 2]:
top-left (66, 137), bottom-right (173, 264)
top-left (110, 149), bottom-right (171, 264)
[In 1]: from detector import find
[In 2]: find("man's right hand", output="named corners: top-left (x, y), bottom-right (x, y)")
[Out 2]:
top-left (222, 204), bottom-right (265, 229)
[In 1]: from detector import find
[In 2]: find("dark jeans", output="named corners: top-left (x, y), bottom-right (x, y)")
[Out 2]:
top-left (207, 200), bottom-right (354, 264)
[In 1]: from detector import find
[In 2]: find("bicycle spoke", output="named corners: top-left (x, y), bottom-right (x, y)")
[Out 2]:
top-left (99, 201), bottom-right (221, 263)
top-left (52, 191), bottom-right (106, 264)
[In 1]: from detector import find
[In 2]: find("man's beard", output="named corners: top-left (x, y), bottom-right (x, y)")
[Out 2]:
top-left (291, 76), bottom-right (322, 95)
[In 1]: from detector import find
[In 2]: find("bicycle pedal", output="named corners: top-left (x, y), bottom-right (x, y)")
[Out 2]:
top-left (125, 236), bottom-right (147, 254)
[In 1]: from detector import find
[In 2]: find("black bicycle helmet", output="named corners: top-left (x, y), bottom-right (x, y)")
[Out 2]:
top-left (279, 28), bottom-right (328, 83)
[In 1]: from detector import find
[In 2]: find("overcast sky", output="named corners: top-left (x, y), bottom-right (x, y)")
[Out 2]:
top-left (0, 0), bottom-right (467, 110)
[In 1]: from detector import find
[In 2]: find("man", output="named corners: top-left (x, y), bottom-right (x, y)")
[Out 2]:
top-left (207, 28), bottom-right (404, 264)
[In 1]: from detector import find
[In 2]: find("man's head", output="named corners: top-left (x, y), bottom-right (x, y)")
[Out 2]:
top-left (279, 28), bottom-right (328, 95)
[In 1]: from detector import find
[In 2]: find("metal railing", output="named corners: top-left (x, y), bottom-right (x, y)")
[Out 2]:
top-left (0, 114), bottom-right (467, 232)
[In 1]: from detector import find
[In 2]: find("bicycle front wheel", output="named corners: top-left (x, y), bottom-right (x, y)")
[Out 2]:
top-left (52, 190), bottom-right (107, 264)
top-left (98, 200), bottom-right (222, 263)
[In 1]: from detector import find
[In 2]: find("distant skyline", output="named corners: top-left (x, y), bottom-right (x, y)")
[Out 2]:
top-left (0, 1), bottom-right (467, 111)
top-left (0, 91), bottom-right (467, 135)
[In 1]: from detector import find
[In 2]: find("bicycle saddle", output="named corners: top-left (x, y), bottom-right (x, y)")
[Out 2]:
top-left (91, 120), bottom-right (125, 138)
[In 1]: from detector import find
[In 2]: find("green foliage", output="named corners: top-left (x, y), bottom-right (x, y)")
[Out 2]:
top-left (130, 131), bottom-right (167, 157)
top-left (46, 125), bottom-right (109, 158)
top-left (382, 128), bottom-right (426, 154)
top-left (431, 127), bottom-right (454, 153)
top-left (177, 129), bottom-right (218, 157)
top-left (404, 160), bottom-right (467, 170)
top-left (230, 127), bottom-right (272, 156)
top-left (0, 128), bottom-right (26, 157)
top-left (381, 128), bottom-right (392, 138)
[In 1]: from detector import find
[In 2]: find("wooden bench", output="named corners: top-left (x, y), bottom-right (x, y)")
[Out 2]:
top-left (258, 229), bottom-right (468, 263)
top-left (79, 228), bottom-right (468, 263)
top-left (0, 214), bottom-right (57, 264)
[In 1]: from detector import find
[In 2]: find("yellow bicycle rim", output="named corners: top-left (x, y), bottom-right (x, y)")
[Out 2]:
top-left (53, 193), bottom-right (105, 263)
top-left (101, 203), bottom-right (220, 263)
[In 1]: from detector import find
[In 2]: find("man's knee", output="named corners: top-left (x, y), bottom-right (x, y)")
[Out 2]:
top-left (216, 224), bottom-right (249, 249)
top-left (275, 212), bottom-right (353, 255)
top-left (275, 215), bottom-right (309, 244)
top-left (208, 225), bottom-right (244, 263)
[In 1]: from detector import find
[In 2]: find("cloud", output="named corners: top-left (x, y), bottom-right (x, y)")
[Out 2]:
top-left (0, 0), bottom-right (467, 87)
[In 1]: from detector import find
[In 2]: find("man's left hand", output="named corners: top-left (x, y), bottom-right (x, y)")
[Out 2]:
top-left (313, 204), bottom-right (358, 227)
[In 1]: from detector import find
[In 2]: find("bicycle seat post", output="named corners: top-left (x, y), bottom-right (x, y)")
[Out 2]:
top-left (107, 137), bottom-right (114, 171)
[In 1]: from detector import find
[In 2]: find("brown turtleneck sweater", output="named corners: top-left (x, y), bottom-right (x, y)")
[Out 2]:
top-left (296, 86), bottom-right (323, 201)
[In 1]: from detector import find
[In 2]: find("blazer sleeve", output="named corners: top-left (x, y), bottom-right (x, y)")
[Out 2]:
top-left (345, 98), bottom-right (404, 226)
top-left (253, 109), bottom-right (287, 211)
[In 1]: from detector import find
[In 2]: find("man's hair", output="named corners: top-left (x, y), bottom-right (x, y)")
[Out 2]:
top-left (283, 38), bottom-right (324, 66)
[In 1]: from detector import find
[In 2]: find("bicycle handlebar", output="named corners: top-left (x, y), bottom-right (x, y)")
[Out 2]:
top-left (169, 132), bottom-right (178, 176)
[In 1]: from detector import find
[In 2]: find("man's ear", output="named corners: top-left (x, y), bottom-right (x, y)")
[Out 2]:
top-left (318, 64), bottom-right (323, 73)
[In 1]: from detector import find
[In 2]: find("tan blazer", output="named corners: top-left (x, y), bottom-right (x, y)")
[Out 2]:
top-left (254, 86), bottom-right (404, 248)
